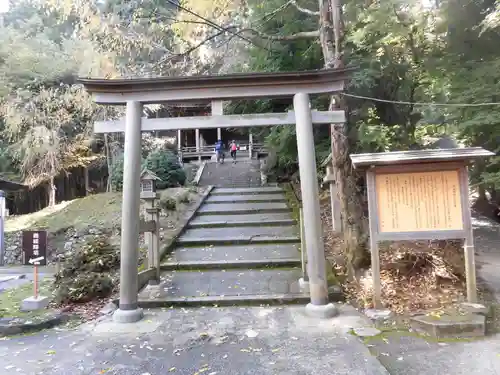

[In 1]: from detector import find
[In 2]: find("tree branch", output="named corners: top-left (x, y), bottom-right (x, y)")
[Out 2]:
top-left (240, 28), bottom-right (320, 41)
top-left (290, 0), bottom-right (320, 16)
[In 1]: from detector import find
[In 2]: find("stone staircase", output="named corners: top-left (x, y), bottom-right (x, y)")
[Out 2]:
top-left (198, 158), bottom-right (261, 188)
top-left (138, 186), bottom-right (313, 307)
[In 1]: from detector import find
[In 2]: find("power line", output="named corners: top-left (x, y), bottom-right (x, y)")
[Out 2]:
top-left (343, 93), bottom-right (500, 107)
top-left (165, 0), bottom-right (272, 52)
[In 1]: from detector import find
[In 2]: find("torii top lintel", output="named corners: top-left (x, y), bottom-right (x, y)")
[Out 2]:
top-left (77, 68), bottom-right (353, 105)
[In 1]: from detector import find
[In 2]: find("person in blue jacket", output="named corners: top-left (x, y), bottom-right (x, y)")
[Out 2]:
top-left (215, 139), bottom-right (225, 163)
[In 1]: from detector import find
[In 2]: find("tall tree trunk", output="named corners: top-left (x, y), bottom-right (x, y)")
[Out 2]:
top-left (321, 0), bottom-right (370, 275)
top-left (104, 133), bottom-right (113, 193)
top-left (84, 166), bottom-right (89, 196)
top-left (48, 177), bottom-right (56, 207)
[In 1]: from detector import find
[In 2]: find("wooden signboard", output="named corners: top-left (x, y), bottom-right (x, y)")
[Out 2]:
top-left (375, 170), bottom-right (463, 233)
top-left (351, 147), bottom-right (495, 309)
top-left (22, 230), bottom-right (47, 266)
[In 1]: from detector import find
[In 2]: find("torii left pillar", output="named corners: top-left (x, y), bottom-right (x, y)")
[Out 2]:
top-left (113, 101), bottom-right (144, 323)
top-left (294, 92), bottom-right (337, 319)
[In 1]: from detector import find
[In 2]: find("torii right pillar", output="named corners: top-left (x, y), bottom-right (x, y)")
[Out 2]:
top-left (294, 92), bottom-right (338, 318)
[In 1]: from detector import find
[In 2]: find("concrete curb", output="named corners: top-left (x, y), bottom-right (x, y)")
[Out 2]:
top-left (193, 161), bottom-right (207, 186)
top-left (0, 312), bottom-right (70, 336)
top-left (160, 258), bottom-right (302, 271)
top-left (136, 185), bottom-right (214, 290)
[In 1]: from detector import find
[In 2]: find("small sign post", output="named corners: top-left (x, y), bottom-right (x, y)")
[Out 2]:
top-left (351, 147), bottom-right (494, 309)
top-left (21, 230), bottom-right (49, 311)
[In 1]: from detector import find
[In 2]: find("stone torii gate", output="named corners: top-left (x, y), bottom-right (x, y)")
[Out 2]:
top-left (79, 68), bottom-right (351, 323)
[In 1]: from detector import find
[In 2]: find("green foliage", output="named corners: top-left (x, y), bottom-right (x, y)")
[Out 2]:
top-left (109, 153), bottom-right (130, 192)
top-left (176, 191), bottom-right (191, 204)
top-left (159, 193), bottom-right (177, 212)
top-left (53, 235), bottom-right (119, 304)
top-left (143, 149), bottom-right (186, 189)
top-left (110, 149), bottom-right (186, 192)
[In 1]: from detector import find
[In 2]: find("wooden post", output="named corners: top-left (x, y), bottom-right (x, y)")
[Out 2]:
top-left (33, 265), bottom-right (38, 299)
top-left (366, 169), bottom-right (382, 309)
top-left (460, 166), bottom-right (477, 303)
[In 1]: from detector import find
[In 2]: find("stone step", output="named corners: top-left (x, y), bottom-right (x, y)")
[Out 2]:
top-left (160, 258), bottom-right (302, 271)
top-left (177, 225), bottom-right (299, 246)
top-left (164, 243), bottom-right (301, 263)
top-left (188, 213), bottom-right (295, 228)
top-left (205, 194), bottom-right (287, 204)
top-left (210, 186), bottom-right (283, 195)
top-left (197, 202), bottom-right (290, 215)
top-left (137, 269), bottom-right (343, 308)
top-left (138, 268), bottom-right (306, 307)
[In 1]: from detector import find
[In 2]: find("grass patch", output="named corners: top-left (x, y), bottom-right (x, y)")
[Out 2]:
top-left (0, 279), bottom-right (55, 320)
top-left (6, 192), bottom-right (123, 233)
top-left (359, 326), bottom-right (479, 345)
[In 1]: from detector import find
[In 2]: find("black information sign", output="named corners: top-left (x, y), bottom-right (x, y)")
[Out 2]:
top-left (22, 230), bottom-right (47, 266)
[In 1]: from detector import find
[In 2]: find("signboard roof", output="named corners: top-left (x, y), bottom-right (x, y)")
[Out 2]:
top-left (351, 147), bottom-right (494, 169)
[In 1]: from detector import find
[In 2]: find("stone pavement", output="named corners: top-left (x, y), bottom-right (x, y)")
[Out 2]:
top-left (471, 211), bottom-right (500, 301)
top-left (353, 210), bottom-right (500, 374)
top-left (0, 305), bottom-right (390, 375)
top-left (359, 329), bottom-right (500, 375)
top-left (0, 266), bottom-right (54, 293)
top-left (139, 185), bottom-right (312, 307)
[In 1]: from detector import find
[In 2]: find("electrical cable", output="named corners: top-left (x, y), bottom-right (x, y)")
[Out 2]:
top-left (342, 93), bottom-right (500, 107)
top-left (164, 0), bottom-right (272, 52)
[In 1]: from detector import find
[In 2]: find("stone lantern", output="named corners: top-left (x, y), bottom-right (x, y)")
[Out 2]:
top-left (140, 169), bottom-right (160, 200)
top-left (139, 168), bottom-right (161, 284)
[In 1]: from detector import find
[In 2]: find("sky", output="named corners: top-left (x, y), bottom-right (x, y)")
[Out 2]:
top-left (0, 0), bottom-right (8, 13)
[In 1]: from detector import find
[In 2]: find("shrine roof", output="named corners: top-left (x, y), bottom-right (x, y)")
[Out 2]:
top-left (350, 147), bottom-right (494, 169)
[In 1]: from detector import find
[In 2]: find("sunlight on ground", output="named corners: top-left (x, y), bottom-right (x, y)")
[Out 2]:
top-left (471, 215), bottom-right (497, 228)
top-left (5, 200), bottom-right (75, 232)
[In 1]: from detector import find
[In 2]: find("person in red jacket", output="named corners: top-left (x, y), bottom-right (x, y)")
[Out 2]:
top-left (229, 140), bottom-right (238, 163)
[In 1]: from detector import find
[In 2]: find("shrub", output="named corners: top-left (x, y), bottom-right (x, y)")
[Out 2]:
top-left (159, 193), bottom-right (177, 212)
top-left (53, 235), bottom-right (120, 304)
top-left (110, 149), bottom-right (186, 192)
top-left (144, 149), bottom-right (186, 189)
top-left (176, 191), bottom-right (191, 204)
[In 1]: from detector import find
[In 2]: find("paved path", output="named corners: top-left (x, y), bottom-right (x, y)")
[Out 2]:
top-left (0, 266), bottom-right (54, 293)
top-left (471, 211), bottom-right (500, 301)
top-left (0, 305), bottom-right (389, 375)
top-left (356, 210), bottom-right (500, 374)
top-left (139, 185), bottom-right (309, 307)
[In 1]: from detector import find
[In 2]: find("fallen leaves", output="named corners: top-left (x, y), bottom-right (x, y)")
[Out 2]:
top-left (321, 190), bottom-right (467, 315)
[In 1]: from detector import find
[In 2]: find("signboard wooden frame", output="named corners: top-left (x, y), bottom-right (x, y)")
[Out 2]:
top-left (352, 148), bottom-right (496, 310)
top-left (367, 162), bottom-right (470, 241)
top-left (365, 161), bottom-right (474, 309)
